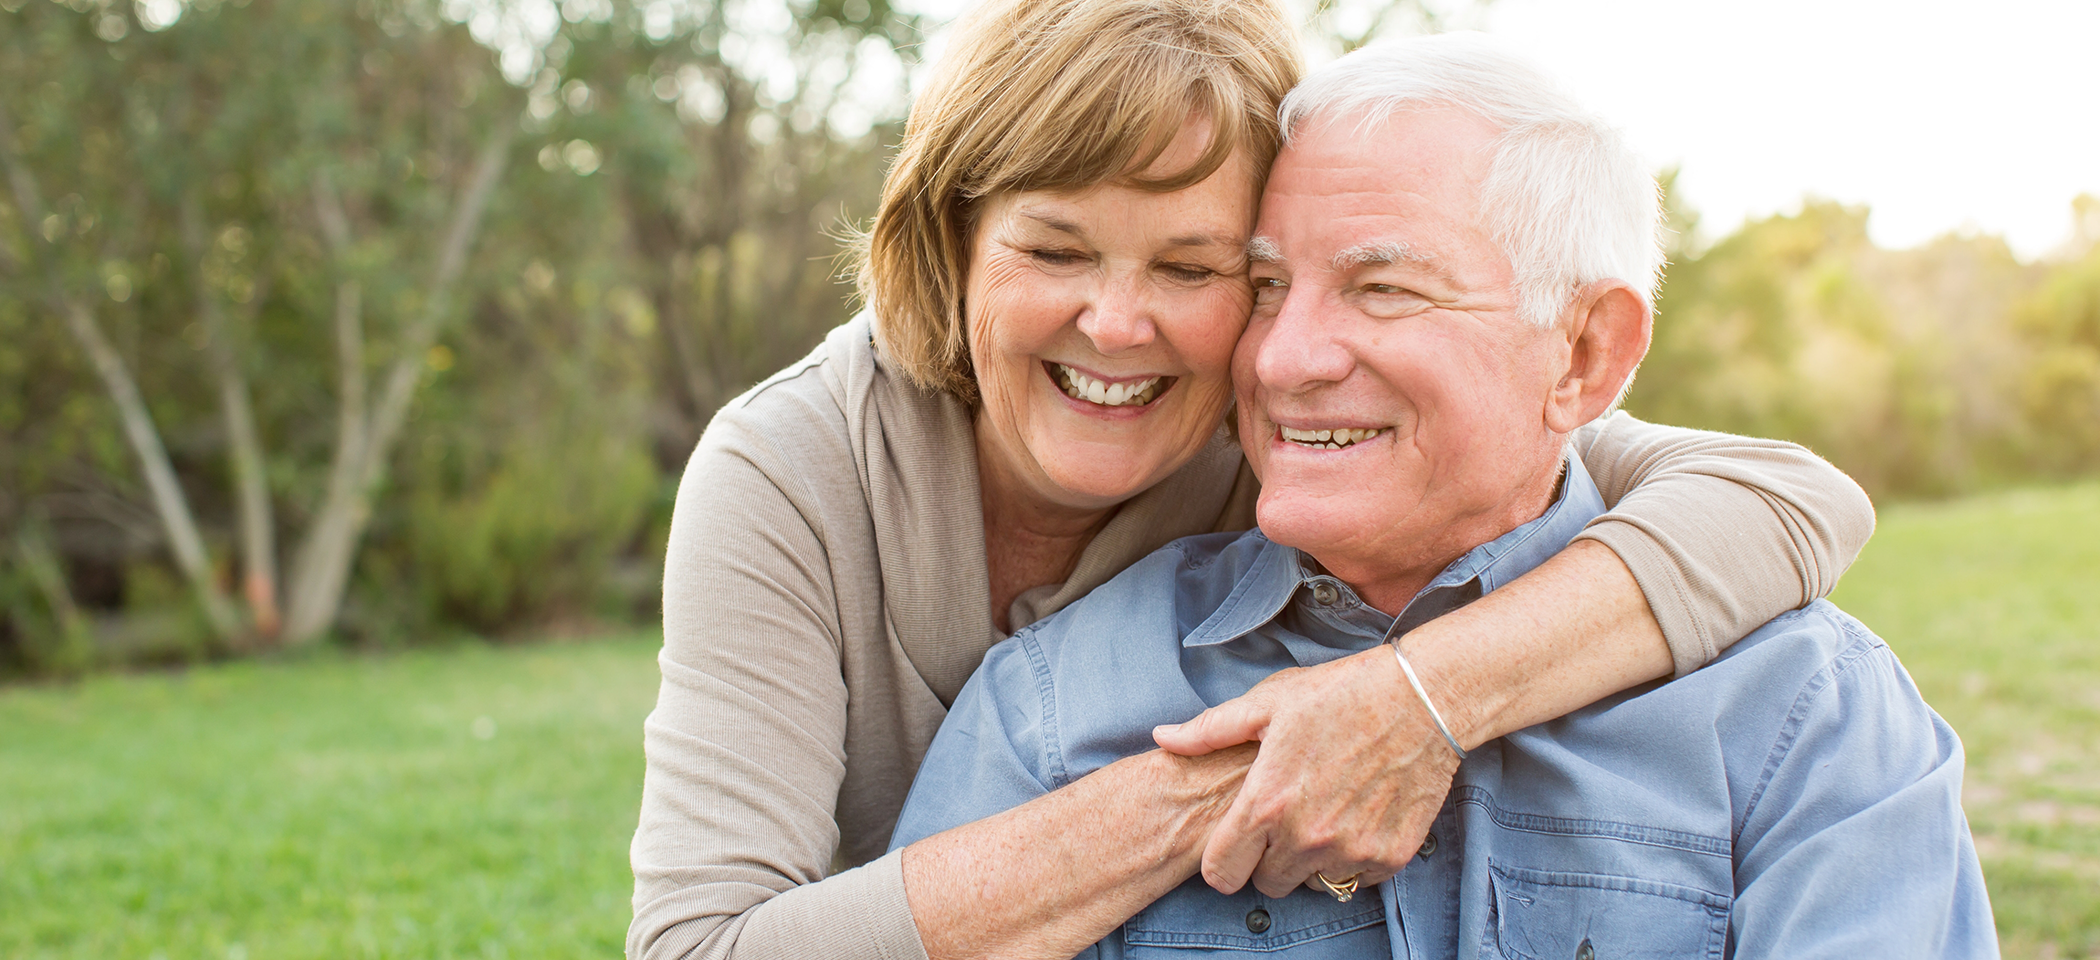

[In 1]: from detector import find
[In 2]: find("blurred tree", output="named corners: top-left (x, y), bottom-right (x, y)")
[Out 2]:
top-left (1633, 202), bottom-right (1898, 485)
top-left (1628, 196), bottom-right (2079, 499)
top-left (0, 15), bottom-right (243, 646)
top-left (2011, 208), bottom-right (2100, 475)
top-left (2, 0), bottom-right (521, 653)
top-left (0, 0), bottom-right (926, 668)
top-left (533, 0), bottom-right (922, 430)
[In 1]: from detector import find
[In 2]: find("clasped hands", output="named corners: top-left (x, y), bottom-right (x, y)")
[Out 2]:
top-left (1151, 642), bottom-right (1468, 899)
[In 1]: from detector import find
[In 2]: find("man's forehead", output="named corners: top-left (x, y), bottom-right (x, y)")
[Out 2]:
top-left (1263, 107), bottom-right (1496, 203)
top-left (1250, 109), bottom-right (1495, 281)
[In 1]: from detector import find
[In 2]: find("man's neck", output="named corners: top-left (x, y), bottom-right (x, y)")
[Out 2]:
top-left (1324, 455), bottom-right (1566, 617)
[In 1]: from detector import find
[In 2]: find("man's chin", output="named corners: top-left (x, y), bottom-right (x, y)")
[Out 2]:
top-left (1253, 495), bottom-right (1366, 555)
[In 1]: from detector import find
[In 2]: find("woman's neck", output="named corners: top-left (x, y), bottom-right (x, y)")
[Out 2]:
top-left (975, 433), bottom-right (1116, 634)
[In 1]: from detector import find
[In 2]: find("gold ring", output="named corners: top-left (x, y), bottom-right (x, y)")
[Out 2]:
top-left (1315, 871), bottom-right (1360, 903)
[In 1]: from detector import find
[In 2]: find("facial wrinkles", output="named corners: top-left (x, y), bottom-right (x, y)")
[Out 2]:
top-left (1291, 121), bottom-right (1503, 292)
top-left (1258, 217), bottom-right (1490, 323)
top-left (1239, 109), bottom-right (1570, 604)
top-left (965, 171), bottom-right (1257, 513)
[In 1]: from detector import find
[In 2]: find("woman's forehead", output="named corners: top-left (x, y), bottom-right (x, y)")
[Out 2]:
top-left (986, 176), bottom-right (1257, 249)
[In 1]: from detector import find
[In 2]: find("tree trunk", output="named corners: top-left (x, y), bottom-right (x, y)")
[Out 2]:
top-left (0, 98), bottom-right (241, 643)
top-left (283, 278), bottom-right (369, 644)
top-left (59, 300), bottom-right (243, 641)
top-left (179, 193), bottom-right (281, 641)
top-left (281, 121), bottom-right (514, 645)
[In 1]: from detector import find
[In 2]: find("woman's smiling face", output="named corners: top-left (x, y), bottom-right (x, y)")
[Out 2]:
top-left (965, 126), bottom-right (1259, 513)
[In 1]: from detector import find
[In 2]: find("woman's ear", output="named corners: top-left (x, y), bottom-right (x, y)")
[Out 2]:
top-left (1544, 281), bottom-right (1652, 434)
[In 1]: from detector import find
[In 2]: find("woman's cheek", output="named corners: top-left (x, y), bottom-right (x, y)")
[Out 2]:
top-left (965, 268), bottom-right (1041, 370)
top-left (1183, 284), bottom-right (1254, 377)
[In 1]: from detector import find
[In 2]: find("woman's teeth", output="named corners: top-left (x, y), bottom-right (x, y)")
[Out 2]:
top-left (1280, 426), bottom-right (1384, 450)
top-left (1055, 364), bottom-right (1163, 407)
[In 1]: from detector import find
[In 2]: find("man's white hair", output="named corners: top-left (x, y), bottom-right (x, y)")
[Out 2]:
top-left (1279, 33), bottom-right (1664, 330)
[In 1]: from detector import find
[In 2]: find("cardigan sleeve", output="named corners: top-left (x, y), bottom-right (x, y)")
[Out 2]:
top-left (1569, 412), bottom-right (1876, 678)
top-left (628, 407), bottom-right (929, 960)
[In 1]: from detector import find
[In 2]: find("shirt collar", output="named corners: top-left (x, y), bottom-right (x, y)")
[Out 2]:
top-left (1183, 451), bottom-right (1607, 649)
top-left (1181, 535), bottom-right (1309, 648)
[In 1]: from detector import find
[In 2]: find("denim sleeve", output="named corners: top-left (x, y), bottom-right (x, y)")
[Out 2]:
top-left (889, 632), bottom-right (1058, 851)
top-left (1729, 626), bottom-right (1998, 958)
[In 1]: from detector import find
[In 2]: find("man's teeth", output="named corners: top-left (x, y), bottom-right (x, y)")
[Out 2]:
top-left (1055, 364), bottom-right (1162, 407)
top-left (1280, 426), bottom-right (1384, 450)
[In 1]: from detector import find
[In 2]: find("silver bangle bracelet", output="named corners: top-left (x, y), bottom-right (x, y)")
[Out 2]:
top-left (1391, 642), bottom-right (1468, 760)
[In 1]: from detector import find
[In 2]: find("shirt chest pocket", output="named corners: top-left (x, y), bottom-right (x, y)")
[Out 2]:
top-left (1486, 862), bottom-right (1729, 960)
top-left (1116, 876), bottom-right (1387, 958)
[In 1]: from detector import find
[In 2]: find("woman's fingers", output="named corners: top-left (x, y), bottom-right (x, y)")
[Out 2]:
top-left (1195, 802), bottom-right (1269, 894)
top-left (1193, 646), bottom-right (1462, 898)
top-left (1301, 865), bottom-right (1395, 900)
top-left (1152, 668), bottom-right (1301, 756)
top-left (1152, 702), bottom-right (1265, 756)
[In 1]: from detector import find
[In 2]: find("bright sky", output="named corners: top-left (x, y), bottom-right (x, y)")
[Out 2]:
top-left (1480, 0), bottom-right (2100, 259)
top-left (898, 0), bottom-right (2100, 260)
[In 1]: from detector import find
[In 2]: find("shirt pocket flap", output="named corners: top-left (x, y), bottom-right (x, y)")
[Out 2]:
top-left (1123, 876), bottom-right (1385, 954)
top-left (1488, 862), bottom-right (1729, 960)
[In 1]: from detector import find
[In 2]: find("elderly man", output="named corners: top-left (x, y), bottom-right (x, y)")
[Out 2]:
top-left (891, 34), bottom-right (1996, 959)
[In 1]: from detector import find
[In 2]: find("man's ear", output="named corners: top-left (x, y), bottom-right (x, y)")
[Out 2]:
top-left (1544, 281), bottom-right (1652, 434)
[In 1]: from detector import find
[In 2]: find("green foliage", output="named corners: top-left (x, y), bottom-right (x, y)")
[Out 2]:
top-left (1, 0), bottom-right (915, 667)
top-left (405, 430), bottom-right (659, 631)
top-left (2011, 241), bottom-right (2100, 474)
top-left (1628, 193), bottom-right (2100, 499)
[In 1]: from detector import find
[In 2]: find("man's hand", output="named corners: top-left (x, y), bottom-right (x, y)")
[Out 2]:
top-left (1152, 645), bottom-right (1464, 898)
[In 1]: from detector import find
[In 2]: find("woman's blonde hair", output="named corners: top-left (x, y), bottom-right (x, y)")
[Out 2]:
top-left (855, 0), bottom-right (1303, 402)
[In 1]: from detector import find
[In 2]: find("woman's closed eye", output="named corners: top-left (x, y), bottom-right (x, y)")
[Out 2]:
top-left (1157, 261), bottom-right (1220, 284)
top-left (1027, 247), bottom-right (1090, 267)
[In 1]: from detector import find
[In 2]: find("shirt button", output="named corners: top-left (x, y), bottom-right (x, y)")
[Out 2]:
top-left (1311, 582), bottom-right (1340, 605)
top-left (1245, 908), bottom-right (1272, 934)
top-left (1576, 938), bottom-right (1595, 960)
top-left (1418, 832), bottom-right (1438, 858)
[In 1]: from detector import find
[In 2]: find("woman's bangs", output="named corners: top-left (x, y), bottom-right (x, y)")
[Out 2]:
top-left (987, 49), bottom-right (1246, 197)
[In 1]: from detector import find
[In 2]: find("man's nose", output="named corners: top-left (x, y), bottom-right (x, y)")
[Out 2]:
top-left (1252, 284), bottom-right (1351, 389)
top-left (1075, 276), bottom-right (1157, 355)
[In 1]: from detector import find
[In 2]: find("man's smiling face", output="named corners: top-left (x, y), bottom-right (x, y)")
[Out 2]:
top-left (1235, 105), bottom-right (1571, 610)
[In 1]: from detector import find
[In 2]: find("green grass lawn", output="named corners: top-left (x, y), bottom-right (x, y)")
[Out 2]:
top-left (0, 637), bottom-right (663, 959)
top-left (1831, 481), bottom-right (2100, 960)
top-left (2, 482), bottom-right (2097, 959)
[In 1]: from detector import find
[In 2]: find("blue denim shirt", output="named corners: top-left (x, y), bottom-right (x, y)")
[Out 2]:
top-left (891, 457), bottom-right (1997, 959)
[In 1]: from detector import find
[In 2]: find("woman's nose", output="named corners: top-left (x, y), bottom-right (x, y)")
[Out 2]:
top-left (1075, 278), bottom-right (1157, 355)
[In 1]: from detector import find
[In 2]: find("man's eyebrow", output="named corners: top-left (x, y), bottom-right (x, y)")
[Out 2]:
top-left (1246, 236), bottom-right (1283, 263)
top-left (1331, 240), bottom-right (1449, 276)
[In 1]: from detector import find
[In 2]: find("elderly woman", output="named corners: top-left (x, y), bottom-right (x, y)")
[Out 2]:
top-left (627, 0), bottom-right (1874, 957)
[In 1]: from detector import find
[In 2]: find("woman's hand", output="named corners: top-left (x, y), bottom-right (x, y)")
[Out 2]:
top-left (1152, 539), bottom-right (1673, 897)
top-left (1151, 647), bottom-right (1459, 897)
top-left (904, 744), bottom-right (1259, 960)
